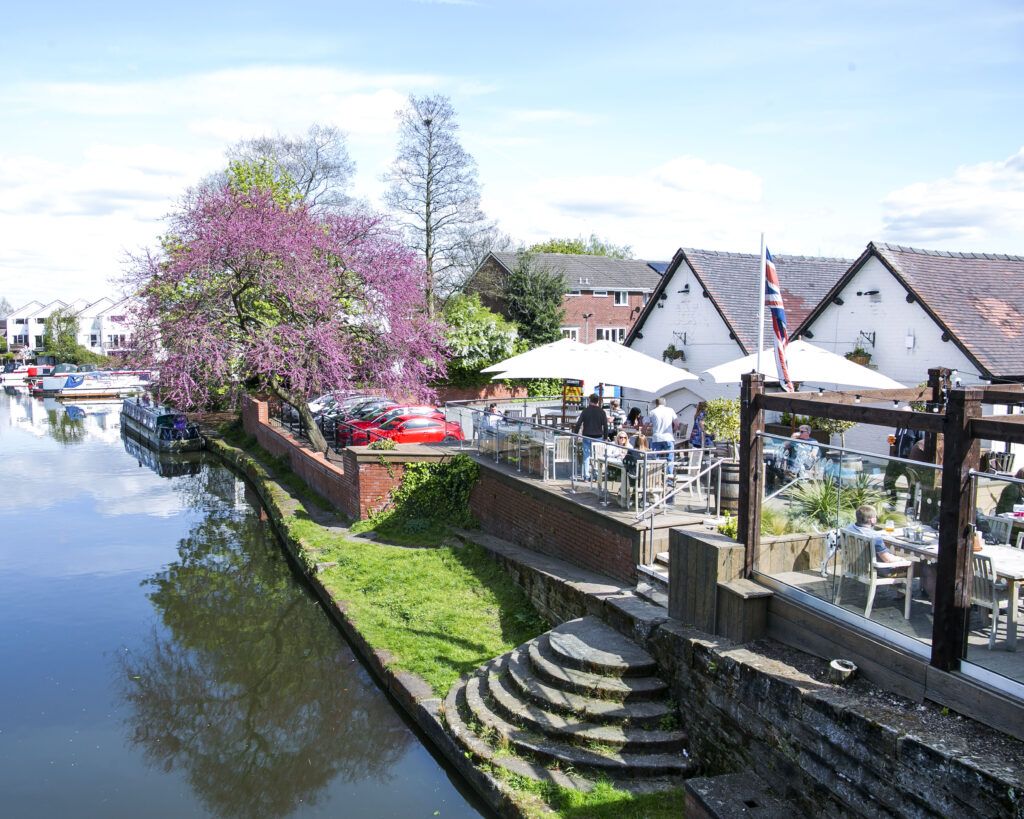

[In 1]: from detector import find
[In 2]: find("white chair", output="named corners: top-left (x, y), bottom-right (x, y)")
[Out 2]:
top-left (677, 448), bottom-right (704, 502)
top-left (977, 512), bottom-right (1013, 546)
top-left (547, 435), bottom-right (574, 480)
top-left (624, 457), bottom-right (666, 511)
top-left (971, 554), bottom-right (1011, 650)
top-left (1015, 531), bottom-right (1024, 550)
top-left (835, 530), bottom-right (915, 620)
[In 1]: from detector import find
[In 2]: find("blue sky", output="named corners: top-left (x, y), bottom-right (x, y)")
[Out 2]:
top-left (2, 0), bottom-right (1022, 306)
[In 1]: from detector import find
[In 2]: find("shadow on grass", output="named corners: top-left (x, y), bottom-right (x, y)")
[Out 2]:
top-left (447, 541), bottom-right (549, 645)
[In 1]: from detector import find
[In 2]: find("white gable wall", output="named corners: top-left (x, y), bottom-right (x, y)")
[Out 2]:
top-left (624, 265), bottom-right (746, 425)
top-left (804, 256), bottom-right (977, 388)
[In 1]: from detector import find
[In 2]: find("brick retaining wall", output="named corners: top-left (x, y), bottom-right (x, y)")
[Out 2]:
top-left (242, 397), bottom-right (446, 520)
top-left (468, 464), bottom-right (640, 584)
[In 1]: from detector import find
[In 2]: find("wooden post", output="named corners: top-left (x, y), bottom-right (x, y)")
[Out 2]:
top-left (925, 367), bottom-right (950, 467)
top-left (739, 372), bottom-right (765, 577)
top-left (931, 387), bottom-right (982, 671)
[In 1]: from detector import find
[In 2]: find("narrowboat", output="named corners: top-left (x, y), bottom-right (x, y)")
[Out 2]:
top-left (120, 398), bottom-right (203, 452)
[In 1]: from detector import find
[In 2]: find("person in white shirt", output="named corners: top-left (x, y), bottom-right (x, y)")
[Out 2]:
top-left (648, 398), bottom-right (679, 486)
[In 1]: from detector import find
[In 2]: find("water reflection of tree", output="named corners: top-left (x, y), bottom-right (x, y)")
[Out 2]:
top-left (119, 509), bottom-right (411, 818)
top-left (45, 408), bottom-right (85, 444)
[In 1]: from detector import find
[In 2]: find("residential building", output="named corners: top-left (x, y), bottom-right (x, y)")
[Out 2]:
top-left (467, 252), bottom-right (664, 343)
top-left (796, 242), bottom-right (1024, 387)
top-left (3, 299), bottom-right (70, 354)
top-left (624, 248), bottom-right (850, 414)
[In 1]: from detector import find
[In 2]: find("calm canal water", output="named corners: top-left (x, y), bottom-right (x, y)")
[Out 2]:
top-left (0, 390), bottom-right (485, 818)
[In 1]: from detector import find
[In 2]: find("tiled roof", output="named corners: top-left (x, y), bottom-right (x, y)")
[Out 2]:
top-left (873, 243), bottom-right (1024, 379)
top-left (490, 252), bottom-right (663, 292)
top-left (627, 248), bottom-right (850, 352)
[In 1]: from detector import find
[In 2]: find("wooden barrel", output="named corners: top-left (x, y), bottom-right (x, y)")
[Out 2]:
top-left (720, 461), bottom-right (740, 514)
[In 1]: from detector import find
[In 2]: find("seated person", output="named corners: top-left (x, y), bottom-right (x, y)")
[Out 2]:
top-left (995, 468), bottom-right (1024, 514)
top-left (847, 504), bottom-right (905, 573)
top-left (625, 406), bottom-right (644, 431)
top-left (784, 425), bottom-right (819, 476)
top-left (606, 400), bottom-right (627, 429)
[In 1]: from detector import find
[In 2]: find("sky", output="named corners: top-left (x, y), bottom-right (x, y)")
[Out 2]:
top-left (1, 0), bottom-right (1023, 307)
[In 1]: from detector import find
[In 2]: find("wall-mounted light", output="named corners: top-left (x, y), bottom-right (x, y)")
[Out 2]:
top-left (678, 283), bottom-right (690, 295)
top-left (804, 330), bottom-right (815, 339)
top-left (856, 289), bottom-right (880, 297)
top-left (635, 331), bottom-right (644, 340)
top-left (832, 296), bottom-right (845, 306)
top-left (905, 329), bottom-right (915, 350)
top-left (659, 292), bottom-right (668, 300)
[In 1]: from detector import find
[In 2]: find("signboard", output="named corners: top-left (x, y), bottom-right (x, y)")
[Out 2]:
top-left (562, 379), bottom-right (583, 413)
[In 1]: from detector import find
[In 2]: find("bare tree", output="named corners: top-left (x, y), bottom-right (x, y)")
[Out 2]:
top-left (0, 296), bottom-right (12, 319)
top-left (384, 95), bottom-right (492, 318)
top-left (225, 124), bottom-right (356, 213)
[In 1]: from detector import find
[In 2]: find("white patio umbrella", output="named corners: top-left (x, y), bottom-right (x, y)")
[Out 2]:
top-left (483, 339), bottom-right (698, 394)
top-left (699, 339), bottom-right (903, 390)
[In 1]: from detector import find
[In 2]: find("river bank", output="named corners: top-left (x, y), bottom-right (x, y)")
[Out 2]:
top-left (206, 428), bottom-right (687, 817)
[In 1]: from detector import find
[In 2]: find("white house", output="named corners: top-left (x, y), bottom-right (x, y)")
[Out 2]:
top-left (797, 242), bottom-right (1024, 455)
top-left (95, 297), bottom-right (134, 355)
top-left (624, 248), bottom-right (849, 426)
top-left (76, 297), bottom-right (115, 353)
top-left (5, 299), bottom-right (69, 354)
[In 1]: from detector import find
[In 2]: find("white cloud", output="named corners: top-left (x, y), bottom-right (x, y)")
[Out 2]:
top-left (485, 155), bottom-right (772, 259)
top-left (881, 147), bottom-right (1024, 250)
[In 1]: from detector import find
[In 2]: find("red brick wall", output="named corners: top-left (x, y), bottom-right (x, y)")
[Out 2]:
top-left (435, 383), bottom-right (529, 403)
top-left (241, 397), bottom-right (449, 521)
top-left (562, 291), bottom-right (646, 342)
top-left (469, 469), bottom-right (638, 583)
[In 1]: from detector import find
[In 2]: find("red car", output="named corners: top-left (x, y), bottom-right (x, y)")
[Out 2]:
top-left (368, 415), bottom-right (464, 445)
top-left (343, 405), bottom-right (443, 446)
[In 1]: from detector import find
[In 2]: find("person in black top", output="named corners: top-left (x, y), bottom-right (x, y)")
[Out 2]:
top-left (574, 394), bottom-right (608, 480)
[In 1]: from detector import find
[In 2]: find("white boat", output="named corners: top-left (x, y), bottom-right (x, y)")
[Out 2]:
top-left (0, 364), bottom-right (33, 385)
top-left (42, 369), bottom-right (154, 399)
top-left (121, 398), bottom-right (203, 452)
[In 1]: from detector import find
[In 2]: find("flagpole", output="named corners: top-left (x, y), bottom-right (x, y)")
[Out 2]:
top-left (756, 232), bottom-right (766, 374)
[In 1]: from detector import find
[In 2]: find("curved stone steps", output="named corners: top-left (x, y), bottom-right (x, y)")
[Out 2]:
top-left (485, 656), bottom-right (687, 753)
top-left (463, 672), bottom-right (694, 778)
top-left (442, 673), bottom-right (596, 793)
top-left (504, 647), bottom-right (672, 728)
top-left (528, 636), bottom-right (667, 702)
top-left (546, 617), bottom-right (658, 678)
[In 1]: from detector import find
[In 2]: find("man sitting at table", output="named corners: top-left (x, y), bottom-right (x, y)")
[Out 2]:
top-left (995, 468), bottom-right (1024, 514)
top-left (847, 504), bottom-right (905, 573)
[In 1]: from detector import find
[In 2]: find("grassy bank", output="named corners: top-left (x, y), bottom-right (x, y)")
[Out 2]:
top-left (213, 428), bottom-right (686, 817)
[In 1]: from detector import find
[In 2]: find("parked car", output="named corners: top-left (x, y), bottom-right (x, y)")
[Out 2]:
top-left (342, 405), bottom-right (444, 446)
top-left (368, 415), bottom-right (464, 445)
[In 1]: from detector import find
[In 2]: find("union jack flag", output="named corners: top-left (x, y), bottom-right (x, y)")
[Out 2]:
top-left (764, 247), bottom-right (794, 391)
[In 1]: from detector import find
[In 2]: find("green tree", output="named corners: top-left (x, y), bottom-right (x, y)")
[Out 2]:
top-left (43, 307), bottom-right (81, 361)
top-left (502, 251), bottom-right (566, 348)
top-left (441, 294), bottom-right (518, 386)
top-left (528, 234), bottom-right (632, 258)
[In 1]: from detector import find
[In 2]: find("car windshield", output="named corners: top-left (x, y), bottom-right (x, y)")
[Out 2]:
top-left (380, 417), bottom-right (405, 430)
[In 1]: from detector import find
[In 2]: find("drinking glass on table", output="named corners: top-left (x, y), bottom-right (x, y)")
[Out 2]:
top-left (884, 519), bottom-right (895, 534)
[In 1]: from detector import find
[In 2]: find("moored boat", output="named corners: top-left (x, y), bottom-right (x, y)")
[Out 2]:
top-left (120, 397), bottom-right (203, 452)
top-left (42, 369), bottom-right (154, 399)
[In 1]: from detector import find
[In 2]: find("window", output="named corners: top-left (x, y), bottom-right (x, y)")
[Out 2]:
top-left (596, 327), bottom-right (626, 343)
top-left (35, 317), bottom-right (46, 324)
top-left (14, 318), bottom-right (26, 325)
top-left (34, 335), bottom-right (43, 348)
top-left (566, 289), bottom-right (581, 297)
top-left (404, 418), bottom-right (438, 429)
top-left (13, 335), bottom-right (27, 346)
top-left (592, 290), bottom-right (608, 297)
top-left (561, 327), bottom-right (579, 341)
top-left (107, 334), bottom-right (128, 348)
top-left (90, 334), bottom-right (98, 346)
top-left (642, 293), bottom-right (651, 305)
top-left (613, 291), bottom-right (629, 306)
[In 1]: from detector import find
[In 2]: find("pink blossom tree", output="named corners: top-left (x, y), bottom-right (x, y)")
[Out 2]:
top-left (126, 180), bottom-right (445, 452)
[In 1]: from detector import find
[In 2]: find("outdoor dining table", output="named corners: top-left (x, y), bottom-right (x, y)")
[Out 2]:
top-left (882, 528), bottom-right (1024, 650)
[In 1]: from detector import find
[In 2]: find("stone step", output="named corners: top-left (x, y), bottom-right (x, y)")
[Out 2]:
top-left (635, 581), bottom-right (669, 609)
top-left (545, 617), bottom-right (658, 678)
top-left (528, 637), bottom-right (668, 702)
top-left (655, 551), bottom-right (670, 566)
top-left (505, 647), bottom-right (672, 727)
top-left (485, 656), bottom-right (687, 753)
top-left (463, 672), bottom-right (695, 778)
top-left (442, 675), bottom-right (596, 792)
top-left (636, 562), bottom-right (669, 587)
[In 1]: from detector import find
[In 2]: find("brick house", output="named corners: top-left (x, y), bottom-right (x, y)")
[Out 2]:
top-left (467, 252), bottom-right (664, 343)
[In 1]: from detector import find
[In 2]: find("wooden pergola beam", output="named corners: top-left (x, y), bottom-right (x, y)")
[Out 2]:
top-left (970, 415), bottom-right (1024, 446)
top-left (781, 386), bottom-right (932, 405)
top-left (756, 394), bottom-right (945, 433)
